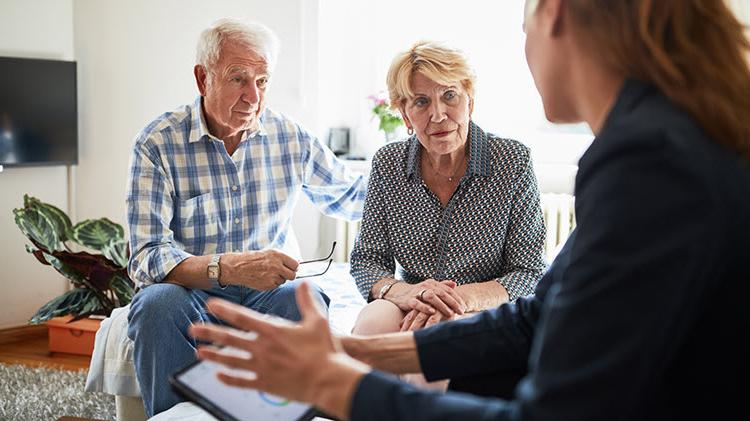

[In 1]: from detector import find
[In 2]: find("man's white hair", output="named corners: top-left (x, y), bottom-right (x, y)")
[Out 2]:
top-left (196, 18), bottom-right (280, 76)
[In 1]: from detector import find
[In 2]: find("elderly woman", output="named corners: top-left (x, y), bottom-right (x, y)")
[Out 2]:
top-left (350, 41), bottom-right (547, 335)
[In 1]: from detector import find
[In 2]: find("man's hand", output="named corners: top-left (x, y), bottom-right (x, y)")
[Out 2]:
top-left (221, 250), bottom-right (299, 290)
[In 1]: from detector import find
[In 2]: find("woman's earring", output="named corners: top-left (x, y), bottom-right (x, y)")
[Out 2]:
top-left (407, 127), bottom-right (414, 136)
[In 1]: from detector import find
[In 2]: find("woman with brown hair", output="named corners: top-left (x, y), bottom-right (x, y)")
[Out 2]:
top-left (189, 1), bottom-right (750, 419)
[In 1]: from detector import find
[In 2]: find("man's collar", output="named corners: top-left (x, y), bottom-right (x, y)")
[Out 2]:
top-left (188, 96), bottom-right (268, 143)
top-left (405, 120), bottom-right (493, 180)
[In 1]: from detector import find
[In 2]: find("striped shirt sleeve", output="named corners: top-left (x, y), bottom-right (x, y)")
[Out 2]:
top-left (126, 135), bottom-right (191, 287)
top-left (300, 125), bottom-right (367, 222)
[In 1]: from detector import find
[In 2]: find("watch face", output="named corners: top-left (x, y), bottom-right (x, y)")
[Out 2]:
top-left (208, 267), bottom-right (219, 279)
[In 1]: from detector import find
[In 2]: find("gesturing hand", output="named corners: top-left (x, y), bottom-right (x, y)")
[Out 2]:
top-left (188, 282), bottom-right (369, 410)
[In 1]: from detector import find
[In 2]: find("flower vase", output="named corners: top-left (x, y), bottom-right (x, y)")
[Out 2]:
top-left (384, 125), bottom-right (408, 143)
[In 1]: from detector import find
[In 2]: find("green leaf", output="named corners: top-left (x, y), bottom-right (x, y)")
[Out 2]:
top-left (110, 273), bottom-right (135, 307)
top-left (25, 196), bottom-right (74, 242)
top-left (80, 296), bottom-right (105, 316)
top-left (29, 288), bottom-right (97, 324)
top-left (26, 244), bottom-right (50, 266)
top-left (72, 218), bottom-right (125, 252)
top-left (13, 207), bottom-right (60, 252)
top-left (43, 252), bottom-right (88, 287)
top-left (103, 239), bottom-right (129, 268)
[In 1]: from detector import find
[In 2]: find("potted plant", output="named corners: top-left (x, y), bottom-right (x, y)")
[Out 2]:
top-left (368, 92), bottom-right (405, 142)
top-left (13, 195), bottom-right (134, 325)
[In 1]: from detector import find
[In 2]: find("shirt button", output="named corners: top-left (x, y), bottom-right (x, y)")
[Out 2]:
top-left (231, 185), bottom-right (238, 192)
top-left (234, 217), bottom-right (240, 224)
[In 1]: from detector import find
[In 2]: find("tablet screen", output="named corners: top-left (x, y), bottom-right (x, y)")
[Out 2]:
top-left (171, 359), bottom-right (315, 421)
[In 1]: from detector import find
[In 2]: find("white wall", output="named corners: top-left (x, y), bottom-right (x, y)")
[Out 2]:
top-left (730, 0), bottom-right (750, 22)
top-left (0, 0), bottom-right (75, 328)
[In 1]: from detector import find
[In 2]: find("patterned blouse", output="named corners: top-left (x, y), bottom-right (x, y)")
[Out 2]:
top-left (350, 121), bottom-right (546, 301)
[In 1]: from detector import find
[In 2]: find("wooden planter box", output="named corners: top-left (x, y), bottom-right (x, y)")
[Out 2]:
top-left (45, 315), bottom-right (102, 356)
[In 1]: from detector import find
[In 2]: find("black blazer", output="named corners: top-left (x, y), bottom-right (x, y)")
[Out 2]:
top-left (350, 79), bottom-right (750, 420)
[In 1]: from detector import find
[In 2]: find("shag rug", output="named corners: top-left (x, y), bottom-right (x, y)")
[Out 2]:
top-left (0, 363), bottom-right (115, 420)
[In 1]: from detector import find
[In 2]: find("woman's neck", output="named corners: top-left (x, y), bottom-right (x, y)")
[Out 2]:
top-left (423, 145), bottom-right (468, 181)
top-left (570, 52), bottom-right (626, 135)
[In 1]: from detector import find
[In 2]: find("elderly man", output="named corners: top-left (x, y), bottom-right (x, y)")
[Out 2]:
top-left (125, 19), bottom-right (366, 417)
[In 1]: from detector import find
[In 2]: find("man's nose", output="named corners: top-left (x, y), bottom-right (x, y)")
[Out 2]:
top-left (243, 82), bottom-right (260, 104)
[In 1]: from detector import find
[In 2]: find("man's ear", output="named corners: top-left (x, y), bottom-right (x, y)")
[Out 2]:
top-left (194, 65), bottom-right (208, 96)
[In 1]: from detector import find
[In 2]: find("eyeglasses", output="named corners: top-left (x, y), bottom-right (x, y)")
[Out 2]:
top-left (296, 241), bottom-right (336, 279)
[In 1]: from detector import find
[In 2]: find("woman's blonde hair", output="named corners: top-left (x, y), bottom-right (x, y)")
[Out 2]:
top-left (386, 41), bottom-right (477, 111)
top-left (529, 0), bottom-right (750, 160)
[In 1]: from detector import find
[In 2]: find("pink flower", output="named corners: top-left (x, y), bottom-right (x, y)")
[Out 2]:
top-left (368, 91), bottom-right (389, 106)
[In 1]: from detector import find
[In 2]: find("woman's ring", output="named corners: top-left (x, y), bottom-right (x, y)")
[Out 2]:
top-left (419, 289), bottom-right (428, 301)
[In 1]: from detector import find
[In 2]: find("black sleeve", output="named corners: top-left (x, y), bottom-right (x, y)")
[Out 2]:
top-left (414, 230), bottom-right (574, 382)
top-left (415, 295), bottom-right (541, 381)
top-left (351, 371), bottom-right (521, 421)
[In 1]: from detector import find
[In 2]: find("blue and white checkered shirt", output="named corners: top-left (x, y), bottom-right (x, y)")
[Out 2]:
top-left (126, 97), bottom-right (366, 287)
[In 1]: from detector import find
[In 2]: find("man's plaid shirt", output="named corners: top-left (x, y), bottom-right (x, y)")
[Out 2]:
top-left (126, 97), bottom-right (366, 287)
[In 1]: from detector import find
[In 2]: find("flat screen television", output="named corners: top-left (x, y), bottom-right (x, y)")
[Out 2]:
top-left (0, 56), bottom-right (78, 167)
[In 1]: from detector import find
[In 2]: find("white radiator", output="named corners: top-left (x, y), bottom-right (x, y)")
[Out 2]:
top-left (539, 193), bottom-right (576, 262)
top-left (334, 219), bottom-right (361, 262)
top-left (334, 193), bottom-right (575, 264)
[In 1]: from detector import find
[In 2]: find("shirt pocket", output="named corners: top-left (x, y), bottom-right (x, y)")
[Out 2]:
top-left (173, 192), bottom-right (220, 253)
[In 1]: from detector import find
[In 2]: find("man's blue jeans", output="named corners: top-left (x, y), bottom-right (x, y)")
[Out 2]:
top-left (127, 280), bottom-right (330, 417)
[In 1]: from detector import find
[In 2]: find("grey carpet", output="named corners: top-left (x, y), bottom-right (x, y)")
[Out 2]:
top-left (0, 363), bottom-right (115, 421)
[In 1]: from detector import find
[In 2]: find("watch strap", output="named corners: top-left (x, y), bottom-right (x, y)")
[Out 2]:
top-left (208, 254), bottom-right (227, 289)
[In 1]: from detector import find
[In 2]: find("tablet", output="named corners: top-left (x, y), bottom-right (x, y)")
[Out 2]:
top-left (170, 358), bottom-right (317, 421)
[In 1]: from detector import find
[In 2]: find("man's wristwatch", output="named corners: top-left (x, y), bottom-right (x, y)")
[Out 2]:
top-left (207, 254), bottom-right (227, 289)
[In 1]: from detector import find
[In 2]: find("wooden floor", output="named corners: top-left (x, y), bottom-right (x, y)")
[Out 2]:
top-left (0, 324), bottom-right (90, 371)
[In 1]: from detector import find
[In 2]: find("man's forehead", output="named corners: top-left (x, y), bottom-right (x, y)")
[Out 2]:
top-left (218, 43), bottom-right (268, 72)
top-left (224, 62), bottom-right (268, 75)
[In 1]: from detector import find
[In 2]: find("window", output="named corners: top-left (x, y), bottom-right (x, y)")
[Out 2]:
top-left (318, 0), bottom-right (593, 169)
